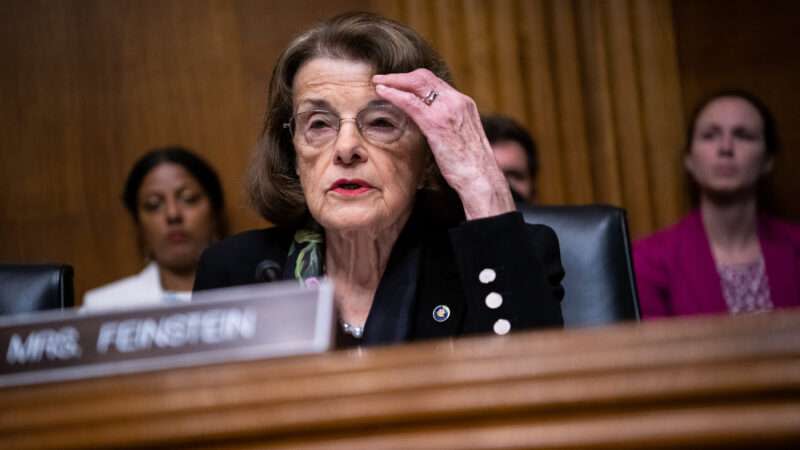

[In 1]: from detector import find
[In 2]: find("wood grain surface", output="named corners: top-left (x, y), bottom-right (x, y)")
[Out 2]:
top-left (2, 0), bottom-right (799, 304)
top-left (2, 309), bottom-right (799, 449)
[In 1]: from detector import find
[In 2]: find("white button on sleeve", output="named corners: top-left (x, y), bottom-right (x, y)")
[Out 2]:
top-left (493, 319), bottom-right (511, 335)
top-left (485, 292), bottom-right (503, 309)
top-left (478, 268), bottom-right (496, 284)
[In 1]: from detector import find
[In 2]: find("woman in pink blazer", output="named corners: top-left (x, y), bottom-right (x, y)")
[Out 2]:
top-left (634, 91), bottom-right (800, 318)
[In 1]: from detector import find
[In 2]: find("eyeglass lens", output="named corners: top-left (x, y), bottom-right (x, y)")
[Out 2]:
top-left (290, 105), bottom-right (407, 146)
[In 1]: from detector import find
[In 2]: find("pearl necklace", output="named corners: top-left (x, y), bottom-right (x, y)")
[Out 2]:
top-left (340, 321), bottom-right (364, 339)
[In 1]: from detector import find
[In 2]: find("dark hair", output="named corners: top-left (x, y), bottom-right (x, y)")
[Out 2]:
top-left (481, 114), bottom-right (539, 178)
top-left (685, 89), bottom-right (780, 156)
top-left (248, 12), bottom-right (454, 227)
top-left (684, 90), bottom-right (780, 208)
top-left (123, 146), bottom-right (227, 236)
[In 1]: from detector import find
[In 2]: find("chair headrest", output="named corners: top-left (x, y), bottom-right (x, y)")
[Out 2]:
top-left (0, 264), bottom-right (74, 316)
top-left (519, 205), bottom-right (640, 327)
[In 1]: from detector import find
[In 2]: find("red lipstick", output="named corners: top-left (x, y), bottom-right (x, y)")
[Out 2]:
top-left (329, 178), bottom-right (374, 196)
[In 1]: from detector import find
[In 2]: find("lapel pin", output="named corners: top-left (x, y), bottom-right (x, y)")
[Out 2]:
top-left (432, 304), bottom-right (451, 323)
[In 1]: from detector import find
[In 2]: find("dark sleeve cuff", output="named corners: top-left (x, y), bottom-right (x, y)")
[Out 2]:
top-left (449, 211), bottom-right (564, 333)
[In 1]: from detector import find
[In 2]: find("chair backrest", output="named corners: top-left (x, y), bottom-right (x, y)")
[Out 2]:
top-left (0, 264), bottom-right (74, 316)
top-left (519, 204), bottom-right (640, 327)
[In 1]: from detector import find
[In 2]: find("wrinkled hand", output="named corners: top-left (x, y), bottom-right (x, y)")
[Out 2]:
top-left (373, 69), bottom-right (515, 220)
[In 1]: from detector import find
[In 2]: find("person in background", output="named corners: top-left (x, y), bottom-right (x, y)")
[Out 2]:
top-left (194, 12), bottom-right (564, 347)
top-left (83, 147), bottom-right (226, 311)
top-left (634, 90), bottom-right (800, 318)
top-left (481, 114), bottom-right (539, 204)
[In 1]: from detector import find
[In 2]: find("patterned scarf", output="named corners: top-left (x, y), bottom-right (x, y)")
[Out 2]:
top-left (286, 224), bottom-right (325, 288)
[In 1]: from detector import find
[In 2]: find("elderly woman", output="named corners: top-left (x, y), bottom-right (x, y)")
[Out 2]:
top-left (194, 13), bottom-right (564, 346)
top-left (635, 90), bottom-right (800, 318)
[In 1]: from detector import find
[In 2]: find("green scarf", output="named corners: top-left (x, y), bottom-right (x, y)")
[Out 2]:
top-left (286, 226), bottom-right (324, 287)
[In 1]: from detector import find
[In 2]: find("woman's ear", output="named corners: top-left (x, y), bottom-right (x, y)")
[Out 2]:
top-left (211, 218), bottom-right (221, 242)
top-left (684, 153), bottom-right (696, 177)
top-left (761, 155), bottom-right (775, 175)
top-left (210, 209), bottom-right (228, 242)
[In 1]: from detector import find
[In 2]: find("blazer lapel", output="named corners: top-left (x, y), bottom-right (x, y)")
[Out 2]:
top-left (758, 215), bottom-right (800, 309)
top-left (362, 213), bottom-right (423, 345)
top-left (680, 211), bottom-right (728, 314)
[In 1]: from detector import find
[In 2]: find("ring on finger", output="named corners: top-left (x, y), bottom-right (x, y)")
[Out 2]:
top-left (422, 89), bottom-right (439, 106)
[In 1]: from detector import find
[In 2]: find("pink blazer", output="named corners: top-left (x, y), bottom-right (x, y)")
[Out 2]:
top-left (634, 210), bottom-right (800, 318)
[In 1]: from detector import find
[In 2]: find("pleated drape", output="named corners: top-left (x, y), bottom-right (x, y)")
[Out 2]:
top-left (375, 0), bottom-right (687, 237)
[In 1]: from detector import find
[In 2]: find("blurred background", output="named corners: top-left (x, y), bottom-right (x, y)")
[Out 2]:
top-left (1, 0), bottom-right (798, 301)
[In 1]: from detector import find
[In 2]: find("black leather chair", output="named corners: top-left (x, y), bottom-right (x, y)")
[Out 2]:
top-left (0, 264), bottom-right (74, 316)
top-left (519, 205), bottom-right (640, 327)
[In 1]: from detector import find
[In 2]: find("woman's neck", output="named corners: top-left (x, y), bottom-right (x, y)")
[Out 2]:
top-left (158, 265), bottom-right (196, 292)
top-left (699, 194), bottom-right (761, 264)
top-left (325, 213), bottom-right (410, 327)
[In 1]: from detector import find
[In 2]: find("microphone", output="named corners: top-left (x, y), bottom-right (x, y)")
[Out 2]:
top-left (254, 260), bottom-right (282, 282)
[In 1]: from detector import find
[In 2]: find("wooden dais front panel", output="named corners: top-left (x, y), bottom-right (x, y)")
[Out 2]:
top-left (2, 309), bottom-right (800, 449)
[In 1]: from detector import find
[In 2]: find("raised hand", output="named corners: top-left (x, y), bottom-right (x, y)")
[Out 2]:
top-left (373, 69), bottom-right (515, 220)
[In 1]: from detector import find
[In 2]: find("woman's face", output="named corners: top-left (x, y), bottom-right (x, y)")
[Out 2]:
top-left (686, 96), bottom-right (773, 198)
top-left (291, 57), bottom-right (428, 233)
top-left (137, 162), bottom-right (217, 273)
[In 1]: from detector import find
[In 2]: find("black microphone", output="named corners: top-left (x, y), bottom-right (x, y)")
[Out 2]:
top-left (254, 260), bottom-right (282, 282)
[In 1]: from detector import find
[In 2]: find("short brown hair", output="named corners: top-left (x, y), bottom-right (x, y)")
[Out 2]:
top-left (248, 12), bottom-right (453, 227)
top-left (481, 114), bottom-right (539, 179)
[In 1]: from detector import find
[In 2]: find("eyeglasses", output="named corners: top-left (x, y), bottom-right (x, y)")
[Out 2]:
top-left (283, 105), bottom-right (409, 147)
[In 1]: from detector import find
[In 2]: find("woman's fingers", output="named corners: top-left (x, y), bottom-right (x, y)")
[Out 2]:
top-left (374, 68), bottom-right (477, 161)
top-left (374, 69), bottom-right (514, 220)
top-left (374, 83), bottom-right (431, 119)
top-left (373, 69), bottom-right (450, 126)
top-left (372, 69), bottom-right (444, 98)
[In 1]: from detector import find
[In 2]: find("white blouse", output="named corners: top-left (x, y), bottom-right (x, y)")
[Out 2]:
top-left (82, 262), bottom-right (191, 312)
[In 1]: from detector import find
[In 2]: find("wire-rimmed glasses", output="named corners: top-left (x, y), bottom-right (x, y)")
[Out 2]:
top-left (283, 104), bottom-right (409, 147)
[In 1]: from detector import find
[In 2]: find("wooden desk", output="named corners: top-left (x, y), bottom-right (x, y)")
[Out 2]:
top-left (2, 309), bottom-right (800, 449)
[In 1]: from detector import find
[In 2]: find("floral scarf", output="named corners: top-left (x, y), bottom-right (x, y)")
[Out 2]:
top-left (286, 224), bottom-right (324, 288)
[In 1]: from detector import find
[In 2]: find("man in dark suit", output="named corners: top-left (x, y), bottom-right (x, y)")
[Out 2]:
top-left (481, 115), bottom-right (540, 205)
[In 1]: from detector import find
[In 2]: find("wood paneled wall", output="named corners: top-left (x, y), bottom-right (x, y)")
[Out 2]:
top-left (673, 0), bottom-right (800, 219)
top-left (0, 0), bottom-right (376, 301)
top-left (383, 0), bottom-right (800, 229)
top-left (4, 310), bottom-right (800, 449)
top-left (1, 1), bottom-right (798, 303)
top-left (383, 0), bottom-right (688, 237)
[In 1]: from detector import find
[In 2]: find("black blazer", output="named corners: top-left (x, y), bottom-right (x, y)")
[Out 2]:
top-left (194, 211), bottom-right (564, 345)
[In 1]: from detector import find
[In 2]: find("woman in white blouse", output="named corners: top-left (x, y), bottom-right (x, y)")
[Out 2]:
top-left (83, 147), bottom-right (226, 311)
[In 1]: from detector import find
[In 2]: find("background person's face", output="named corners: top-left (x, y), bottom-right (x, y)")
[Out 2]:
top-left (686, 97), bottom-right (772, 198)
top-left (137, 162), bottom-right (216, 273)
top-left (492, 140), bottom-right (535, 203)
top-left (291, 57), bottom-right (428, 233)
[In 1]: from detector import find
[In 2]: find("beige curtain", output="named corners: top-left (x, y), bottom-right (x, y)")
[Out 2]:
top-left (374, 0), bottom-right (688, 238)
